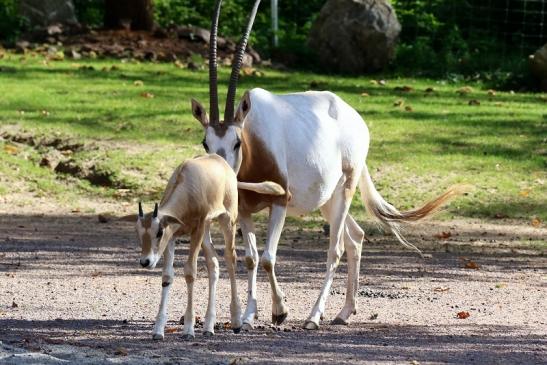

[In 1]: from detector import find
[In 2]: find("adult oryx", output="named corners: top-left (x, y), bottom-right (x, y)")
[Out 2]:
top-left (191, 0), bottom-right (464, 330)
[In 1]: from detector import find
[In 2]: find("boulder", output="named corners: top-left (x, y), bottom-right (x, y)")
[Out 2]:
top-left (20, 0), bottom-right (77, 27)
top-left (529, 43), bottom-right (547, 91)
top-left (309, 0), bottom-right (401, 73)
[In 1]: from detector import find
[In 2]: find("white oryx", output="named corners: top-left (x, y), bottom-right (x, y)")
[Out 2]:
top-left (125, 154), bottom-right (284, 339)
top-left (192, 0), bottom-right (465, 330)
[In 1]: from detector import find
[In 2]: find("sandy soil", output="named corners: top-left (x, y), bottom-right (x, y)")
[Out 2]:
top-left (0, 211), bottom-right (545, 364)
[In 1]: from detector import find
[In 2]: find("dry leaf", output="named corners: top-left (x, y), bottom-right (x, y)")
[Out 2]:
top-left (495, 283), bottom-right (507, 289)
top-left (133, 80), bottom-right (143, 86)
top-left (4, 144), bottom-right (18, 155)
top-left (463, 260), bottom-right (480, 270)
top-left (494, 213), bottom-right (508, 219)
top-left (519, 190), bottom-right (530, 197)
top-left (394, 85), bottom-right (413, 92)
top-left (531, 218), bottom-right (541, 227)
top-left (457, 86), bottom-right (473, 94)
top-left (425, 87), bottom-right (435, 93)
top-left (11, 301), bottom-right (18, 308)
top-left (468, 99), bottom-right (480, 106)
top-left (165, 327), bottom-right (178, 334)
top-left (41, 110), bottom-right (50, 116)
top-left (91, 271), bottom-right (102, 277)
top-left (360, 92), bottom-right (370, 97)
top-left (487, 89), bottom-right (496, 96)
top-left (223, 321), bottom-right (232, 330)
top-left (174, 60), bottom-right (184, 69)
top-left (457, 311), bottom-right (470, 319)
top-left (393, 99), bottom-right (404, 107)
top-left (140, 92), bottom-right (154, 99)
top-left (434, 231), bottom-right (451, 239)
top-left (114, 347), bottom-right (128, 356)
top-left (405, 106), bottom-right (413, 112)
top-left (433, 287), bottom-right (450, 292)
top-left (378, 80), bottom-right (386, 86)
top-left (370, 80), bottom-right (378, 85)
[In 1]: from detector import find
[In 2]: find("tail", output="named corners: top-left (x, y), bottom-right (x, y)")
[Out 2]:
top-left (237, 181), bottom-right (286, 196)
top-left (359, 165), bottom-right (469, 257)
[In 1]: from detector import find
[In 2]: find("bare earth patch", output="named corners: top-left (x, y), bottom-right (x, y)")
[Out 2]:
top-left (0, 207), bottom-right (545, 364)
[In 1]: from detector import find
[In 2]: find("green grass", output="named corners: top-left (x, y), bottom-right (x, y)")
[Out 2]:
top-left (0, 52), bottom-right (545, 222)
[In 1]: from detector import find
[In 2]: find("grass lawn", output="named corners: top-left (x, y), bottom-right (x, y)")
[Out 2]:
top-left (0, 52), bottom-right (545, 223)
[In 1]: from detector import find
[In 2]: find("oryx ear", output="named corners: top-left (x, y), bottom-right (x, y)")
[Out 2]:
top-left (160, 215), bottom-right (183, 229)
top-left (234, 91), bottom-right (251, 126)
top-left (118, 214), bottom-right (138, 222)
top-left (191, 99), bottom-right (209, 128)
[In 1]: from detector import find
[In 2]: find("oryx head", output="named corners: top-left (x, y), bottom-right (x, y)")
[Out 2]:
top-left (134, 202), bottom-right (183, 269)
top-left (191, 0), bottom-right (260, 173)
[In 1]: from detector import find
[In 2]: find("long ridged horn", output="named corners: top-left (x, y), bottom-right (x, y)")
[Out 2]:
top-left (209, 0), bottom-right (223, 125)
top-left (224, 0), bottom-right (261, 124)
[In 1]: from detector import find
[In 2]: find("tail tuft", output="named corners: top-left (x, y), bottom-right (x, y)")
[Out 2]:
top-left (359, 165), bottom-right (470, 257)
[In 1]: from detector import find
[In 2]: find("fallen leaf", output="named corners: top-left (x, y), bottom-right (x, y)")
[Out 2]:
top-left (434, 231), bottom-right (451, 239)
top-left (425, 87), bottom-right (435, 93)
top-left (468, 99), bottom-right (480, 106)
top-left (457, 86), bottom-right (473, 94)
top-left (369, 313), bottom-right (378, 320)
top-left (360, 92), bottom-right (370, 97)
top-left (4, 144), bottom-right (18, 155)
top-left (165, 327), bottom-right (178, 334)
top-left (91, 271), bottom-right (103, 277)
top-left (519, 190), bottom-right (530, 197)
top-left (223, 321), bottom-right (232, 330)
top-left (393, 99), bottom-right (404, 107)
top-left (495, 283), bottom-right (507, 289)
top-left (531, 218), bottom-right (541, 227)
top-left (41, 110), bottom-right (50, 116)
top-left (11, 301), bottom-right (18, 308)
top-left (133, 80), bottom-right (143, 86)
top-left (114, 347), bottom-right (128, 356)
top-left (394, 85), bottom-right (413, 92)
top-left (487, 89), bottom-right (496, 96)
top-left (457, 311), bottom-right (470, 319)
top-left (174, 60), bottom-right (184, 69)
top-left (378, 79), bottom-right (386, 86)
top-left (404, 106), bottom-right (413, 112)
top-left (370, 80), bottom-right (378, 85)
top-left (140, 92), bottom-right (154, 99)
top-left (494, 213), bottom-right (508, 219)
top-left (410, 361), bottom-right (421, 365)
top-left (464, 260), bottom-right (480, 270)
top-left (433, 287), bottom-right (450, 292)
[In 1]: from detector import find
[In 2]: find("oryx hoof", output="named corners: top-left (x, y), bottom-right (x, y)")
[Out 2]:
top-left (232, 327), bottom-right (242, 334)
top-left (203, 331), bottom-right (214, 337)
top-left (182, 334), bottom-right (195, 340)
top-left (241, 322), bottom-right (254, 331)
top-left (331, 317), bottom-right (348, 325)
top-left (303, 320), bottom-right (319, 330)
top-left (152, 333), bottom-right (164, 341)
top-left (272, 312), bottom-right (288, 325)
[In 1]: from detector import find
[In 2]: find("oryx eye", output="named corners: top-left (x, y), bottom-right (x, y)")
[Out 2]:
top-left (156, 227), bottom-right (163, 238)
top-left (234, 139), bottom-right (241, 150)
top-left (202, 138), bottom-right (209, 152)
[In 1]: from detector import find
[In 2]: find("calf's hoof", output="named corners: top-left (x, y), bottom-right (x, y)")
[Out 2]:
top-left (152, 333), bottom-right (164, 341)
top-left (272, 312), bottom-right (288, 325)
top-left (182, 334), bottom-right (195, 340)
top-left (203, 331), bottom-right (214, 337)
top-left (331, 317), bottom-right (348, 325)
top-left (232, 327), bottom-right (241, 334)
top-left (303, 320), bottom-right (319, 330)
top-left (241, 322), bottom-right (254, 331)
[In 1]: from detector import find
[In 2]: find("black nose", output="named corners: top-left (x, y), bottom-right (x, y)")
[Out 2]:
top-left (140, 259), bottom-right (150, 267)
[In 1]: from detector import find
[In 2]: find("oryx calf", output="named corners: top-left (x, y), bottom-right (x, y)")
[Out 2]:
top-left (128, 154), bottom-right (284, 340)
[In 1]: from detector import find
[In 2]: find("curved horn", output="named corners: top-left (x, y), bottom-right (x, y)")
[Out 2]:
top-left (209, 0), bottom-right (223, 125)
top-left (224, 0), bottom-right (261, 124)
top-left (138, 202), bottom-right (144, 218)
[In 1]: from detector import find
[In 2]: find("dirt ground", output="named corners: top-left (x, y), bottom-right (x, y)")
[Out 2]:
top-left (0, 206), bottom-right (545, 364)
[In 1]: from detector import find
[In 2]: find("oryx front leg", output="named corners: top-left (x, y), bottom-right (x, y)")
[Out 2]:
top-left (182, 225), bottom-right (204, 340)
top-left (304, 173), bottom-right (356, 330)
top-left (152, 240), bottom-right (175, 340)
top-left (239, 213), bottom-right (259, 330)
top-left (261, 204), bottom-right (288, 325)
top-left (219, 214), bottom-right (242, 333)
top-left (202, 225), bottom-right (219, 336)
top-left (332, 214), bottom-right (364, 325)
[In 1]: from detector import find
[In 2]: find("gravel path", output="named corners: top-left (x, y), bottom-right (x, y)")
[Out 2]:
top-left (0, 214), bottom-right (545, 364)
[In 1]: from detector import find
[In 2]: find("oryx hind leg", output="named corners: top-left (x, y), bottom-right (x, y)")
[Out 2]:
top-left (304, 170), bottom-right (357, 330)
top-left (332, 214), bottom-right (364, 325)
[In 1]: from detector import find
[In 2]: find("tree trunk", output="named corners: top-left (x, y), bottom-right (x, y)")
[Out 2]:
top-left (104, 0), bottom-right (154, 31)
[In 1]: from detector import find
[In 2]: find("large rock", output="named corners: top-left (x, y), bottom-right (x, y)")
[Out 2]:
top-left (20, 0), bottom-right (77, 27)
top-left (309, 0), bottom-right (401, 73)
top-left (529, 43), bottom-right (547, 91)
